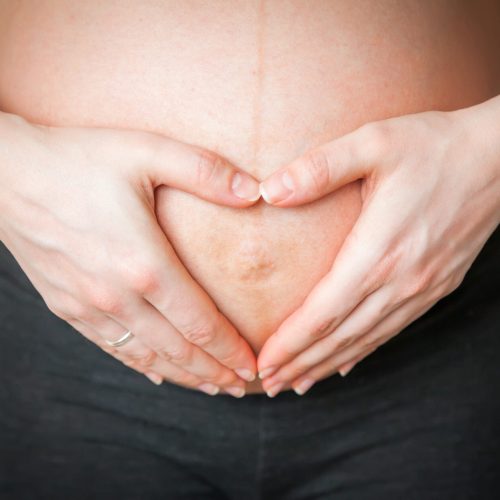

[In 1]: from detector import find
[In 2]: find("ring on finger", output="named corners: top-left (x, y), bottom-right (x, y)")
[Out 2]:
top-left (105, 329), bottom-right (135, 348)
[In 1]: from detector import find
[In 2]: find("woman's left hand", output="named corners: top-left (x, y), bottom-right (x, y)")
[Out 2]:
top-left (256, 97), bottom-right (500, 397)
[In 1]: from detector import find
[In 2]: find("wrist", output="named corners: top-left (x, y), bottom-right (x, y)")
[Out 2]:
top-left (0, 111), bottom-right (36, 239)
top-left (451, 95), bottom-right (500, 224)
top-left (453, 94), bottom-right (500, 162)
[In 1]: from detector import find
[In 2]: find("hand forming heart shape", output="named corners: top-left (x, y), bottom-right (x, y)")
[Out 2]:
top-left (256, 95), bottom-right (500, 397)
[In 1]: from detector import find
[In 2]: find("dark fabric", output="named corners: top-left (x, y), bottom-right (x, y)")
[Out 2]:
top-left (0, 227), bottom-right (499, 500)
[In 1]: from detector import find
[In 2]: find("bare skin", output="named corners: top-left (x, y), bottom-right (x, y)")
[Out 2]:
top-left (258, 96), bottom-right (500, 396)
top-left (0, 110), bottom-right (261, 398)
top-left (0, 1), bottom-right (499, 394)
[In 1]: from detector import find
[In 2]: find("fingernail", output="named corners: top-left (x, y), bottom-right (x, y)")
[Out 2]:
top-left (293, 378), bottom-right (315, 396)
top-left (339, 362), bottom-right (356, 377)
top-left (266, 382), bottom-right (284, 398)
top-left (259, 366), bottom-right (277, 379)
top-left (146, 373), bottom-right (163, 386)
top-left (225, 386), bottom-right (246, 398)
top-left (198, 382), bottom-right (220, 396)
top-left (232, 173), bottom-right (261, 201)
top-left (259, 171), bottom-right (294, 204)
top-left (235, 368), bottom-right (256, 382)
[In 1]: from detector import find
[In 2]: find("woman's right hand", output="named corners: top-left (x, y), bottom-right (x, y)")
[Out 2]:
top-left (0, 111), bottom-right (261, 397)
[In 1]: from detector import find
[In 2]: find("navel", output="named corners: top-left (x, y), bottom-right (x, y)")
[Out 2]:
top-left (234, 237), bottom-right (277, 282)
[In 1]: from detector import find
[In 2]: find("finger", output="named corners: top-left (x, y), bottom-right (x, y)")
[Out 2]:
top-left (68, 318), bottom-right (225, 395)
top-left (123, 235), bottom-right (257, 381)
top-left (36, 190), bottom-right (255, 391)
top-left (74, 314), bottom-right (182, 387)
top-left (337, 354), bottom-right (364, 377)
top-left (283, 274), bottom-right (453, 388)
top-left (257, 204), bottom-right (395, 377)
top-left (19, 251), bottom-right (168, 380)
top-left (108, 295), bottom-right (247, 395)
top-left (290, 295), bottom-right (440, 395)
top-left (66, 317), bottom-right (161, 381)
top-left (135, 133), bottom-right (261, 205)
top-left (261, 284), bottom-right (397, 389)
top-left (80, 310), bottom-right (205, 389)
top-left (136, 240), bottom-right (257, 382)
top-left (258, 124), bottom-right (377, 206)
top-left (72, 318), bottom-right (212, 391)
top-left (77, 311), bottom-right (162, 372)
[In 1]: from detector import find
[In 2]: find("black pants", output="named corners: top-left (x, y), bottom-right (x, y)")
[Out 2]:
top-left (1, 228), bottom-right (499, 500)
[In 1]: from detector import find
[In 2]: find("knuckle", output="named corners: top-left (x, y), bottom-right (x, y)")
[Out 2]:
top-left (66, 301), bottom-right (94, 322)
top-left (287, 364), bottom-right (309, 380)
top-left (196, 149), bottom-right (223, 187)
top-left (277, 336), bottom-right (300, 356)
top-left (395, 264), bottom-right (435, 302)
top-left (135, 350), bottom-right (157, 368)
top-left (386, 284), bottom-right (410, 311)
top-left (87, 287), bottom-right (123, 315)
top-left (182, 322), bottom-right (217, 347)
top-left (304, 148), bottom-right (331, 193)
top-left (122, 358), bottom-right (145, 373)
top-left (186, 362), bottom-right (228, 384)
top-left (358, 122), bottom-right (391, 160)
top-left (332, 334), bottom-right (354, 351)
top-left (409, 269), bottom-right (435, 296)
top-left (429, 273), bottom-right (462, 302)
top-left (56, 309), bottom-right (72, 321)
top-left (215, 336), bottom-right (245, 366)
top-left (44, 298), bottom-right (70, 320)
top-left (126, 349), bottom-right (157, 369)
top-left (365, 248), bottom-right (400, 292)
top-left (373, 298), bottom-right (394, 319)
top-left (309, 317), bottom-right (337, 340)
top-left (123, 264), bottom-right (161, 296)
top-left (360, 335), bottom-right (379, 349)
top-left (158, 344), bottom-right (191, 363)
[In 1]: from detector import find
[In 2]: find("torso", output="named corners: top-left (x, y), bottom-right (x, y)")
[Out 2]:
top-left (0, 0), bottom-right (499, 393)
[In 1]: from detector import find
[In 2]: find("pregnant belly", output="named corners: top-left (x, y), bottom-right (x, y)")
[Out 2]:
top-left (0, 1), bottom-right (497, 393)
top-left (154, 172), bottom-right (362, 357)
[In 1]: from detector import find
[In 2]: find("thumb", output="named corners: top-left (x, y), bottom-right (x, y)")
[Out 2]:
top-left (136, 133), bottom-right (261, 207)
top-left (259, 128), bottom-right (372, 206)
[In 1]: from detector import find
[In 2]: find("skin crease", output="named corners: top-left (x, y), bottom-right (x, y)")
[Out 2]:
top-left (0, 1), bottom-right (499, 395)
